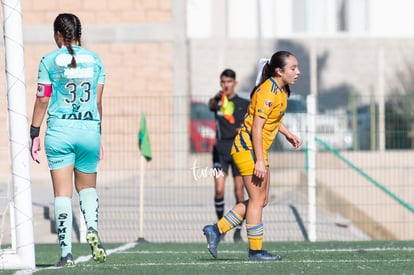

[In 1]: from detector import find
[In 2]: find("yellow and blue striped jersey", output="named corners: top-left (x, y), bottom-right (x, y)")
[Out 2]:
top-left (232, 77), bottom-right (287, 155)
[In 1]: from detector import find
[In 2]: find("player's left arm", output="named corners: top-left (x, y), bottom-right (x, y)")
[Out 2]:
top-left (279, 123), bottom-right (301, 149)
top-left (30, 83), bottom-right (51, 163)
top-left (95, 55), bottom-right (105, 123)
top-left (96, 83), bottom-right (104, 122)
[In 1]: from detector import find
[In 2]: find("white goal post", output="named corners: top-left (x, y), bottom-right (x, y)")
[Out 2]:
top-left (0, 0), bottom-right (35, 270)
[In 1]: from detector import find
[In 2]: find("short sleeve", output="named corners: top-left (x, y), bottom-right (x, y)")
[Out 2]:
top-left (37, 57), bottom-right (51, 84)
top-left (96, 56), bottom-right (106, 84)
top-left (254, 87), bottom-right (275, 119)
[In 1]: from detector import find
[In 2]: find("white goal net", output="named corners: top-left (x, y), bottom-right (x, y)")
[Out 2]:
top-left (0, 0), bottom-right (35, 270)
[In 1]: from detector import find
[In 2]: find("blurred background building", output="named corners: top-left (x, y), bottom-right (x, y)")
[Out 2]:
top-left (187, 0), bottom-right (414, 152)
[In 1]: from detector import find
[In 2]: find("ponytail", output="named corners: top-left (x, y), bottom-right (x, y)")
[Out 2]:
top-left (54, 13), bottom-right (82, 68)
top-left (250, 62), bottom-right (275, 98)
top-left (250, 51), bottom-right (294, 98)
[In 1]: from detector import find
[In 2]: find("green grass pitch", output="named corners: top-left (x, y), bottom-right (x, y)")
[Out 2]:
top-left (2, 240), bottom-right (414, 274)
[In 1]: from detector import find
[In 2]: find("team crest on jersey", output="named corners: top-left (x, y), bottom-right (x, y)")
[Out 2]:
top-left (264, 100), bottom-right (273, 109)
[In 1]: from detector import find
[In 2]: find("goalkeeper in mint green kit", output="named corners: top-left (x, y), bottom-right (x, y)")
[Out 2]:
top-left (30, 13), bottom-right (106, 267)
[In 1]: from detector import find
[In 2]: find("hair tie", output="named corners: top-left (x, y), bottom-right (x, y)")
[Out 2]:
top-left (255, 58), bottom-right (270, 85)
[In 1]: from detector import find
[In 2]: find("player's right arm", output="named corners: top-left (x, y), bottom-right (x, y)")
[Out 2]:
top-left (31, 95), bottom-right (50, 128)
top-left (30, 83), bottom-right (51, 163)
top-left (32, 59), bottom-right (52, 127)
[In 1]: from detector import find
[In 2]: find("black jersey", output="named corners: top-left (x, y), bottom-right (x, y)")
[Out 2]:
top-left (212, 94), bottom-right (250, 141)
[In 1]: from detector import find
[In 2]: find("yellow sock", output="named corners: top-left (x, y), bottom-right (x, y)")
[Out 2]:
top-left (246, 223), bottom-right (263, 251)
top-left (217, 210), bottom-right (243, 234)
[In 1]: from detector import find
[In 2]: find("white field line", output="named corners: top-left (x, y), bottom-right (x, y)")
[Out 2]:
top-left (118, 246), bottom-right (414, 254)
top-left (13, 241), bottom-right (139, 275)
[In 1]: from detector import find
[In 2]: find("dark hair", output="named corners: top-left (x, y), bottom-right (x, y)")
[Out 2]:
top-left (250, 51), bottom-right (293, 98)
top-left (220, 68), bottom-right (236, 80)
top-left (54, 13), bottom-right (82, 68)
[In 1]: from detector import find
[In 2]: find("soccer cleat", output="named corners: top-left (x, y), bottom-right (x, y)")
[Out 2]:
top-left (248, 250), bottom-right (283, 261)
top-left (233, 229), bottom-right (243, 243)
top-left (55, 253), bottom-right (75, 267)
top-left (202, 224), bottom-right (220, 258)
top-left (86, 227), bottom-right (107, 263)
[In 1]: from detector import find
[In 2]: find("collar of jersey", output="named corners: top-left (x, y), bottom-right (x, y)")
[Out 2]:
top-left (269, 77), bottom-right (283, 92)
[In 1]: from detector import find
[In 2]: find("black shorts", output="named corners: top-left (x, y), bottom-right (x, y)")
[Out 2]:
top-left (212, 140), bottom-right (241, 177)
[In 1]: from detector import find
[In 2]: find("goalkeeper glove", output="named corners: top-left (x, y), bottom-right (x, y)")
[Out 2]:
top-left (30, 125), bottom-right (41, 164)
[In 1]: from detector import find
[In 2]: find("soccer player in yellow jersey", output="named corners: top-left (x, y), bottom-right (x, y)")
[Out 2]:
top-left (203, 51), bottom-right (301, 261)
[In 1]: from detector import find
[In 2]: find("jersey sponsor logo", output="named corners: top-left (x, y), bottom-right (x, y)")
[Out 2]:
top-left (55, 53), bottom-right (95, 66)
top-left (264, 100), bottom-right (273, 108)
top-left (64, 67), bottom-right (94, 78)
top-left (49, 159), bottom-right (64, 165)
top-left (55, 53), bottom-right (95, 78)
top-left (62, 111), bottom-right (93, 120)
top-left (61, 104), bottom-right (94, 120)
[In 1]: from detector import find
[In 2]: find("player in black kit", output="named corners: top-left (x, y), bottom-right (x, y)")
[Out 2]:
top-left (208, 69), bottom-right (250, 242)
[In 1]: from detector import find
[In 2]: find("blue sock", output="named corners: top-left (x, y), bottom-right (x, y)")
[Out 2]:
top-left (54, 196), bottom-right (72, 257)
top-left (79, 188), bottom-right (99, 231)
